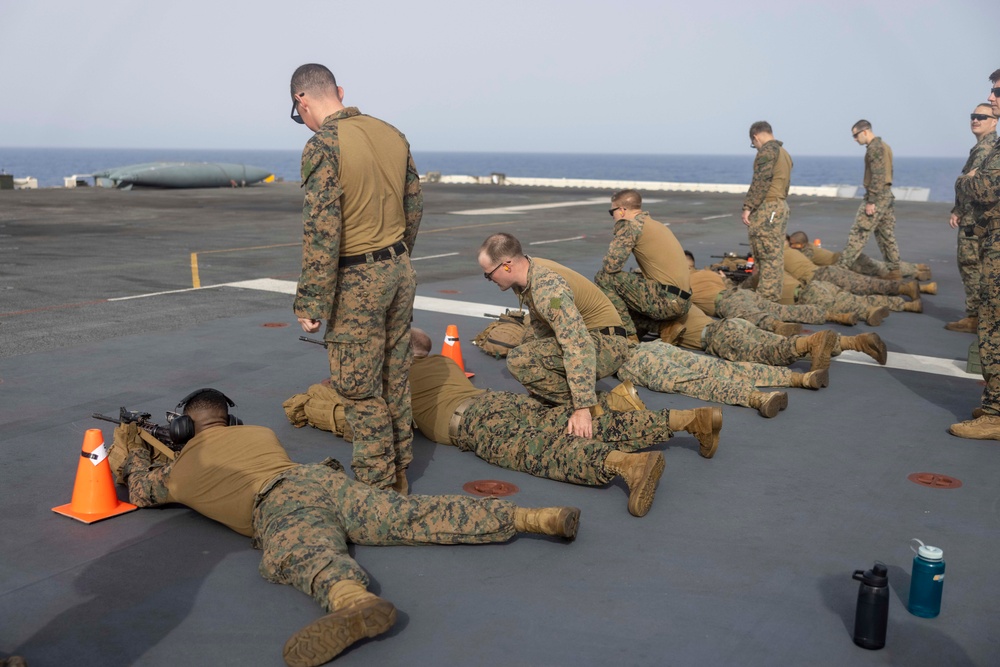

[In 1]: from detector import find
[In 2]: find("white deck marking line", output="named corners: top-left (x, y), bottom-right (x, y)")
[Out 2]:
top-left (412, 252), bottom-right (460, 261)
top-left (106, 280), bottom-right (983, 380)
top-left (701, 214), bottom-right (733, 220)
top-left (450, 197), bottom-right (662, 216)
top-left (529, 236), bottom-right (586, 245)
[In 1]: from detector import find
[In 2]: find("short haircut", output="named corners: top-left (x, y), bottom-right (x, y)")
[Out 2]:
top-left (852, 119), bottom-right (872, 133)
top-left (975, 103), bottom-right (996, 117)
top-left (184, 389), bottom-right (230, 418)
top-left (479, 233), bottom-right (524, 263)
top-left (789, 231), bottom-right (809, 246)
top-left (990, 69), bottom-right (1000, 84)
top-left (411, 328), bottom-right (433, 356)
top-left (612, 189), bottom-right (642, 209)
top-left (749, 121), bottom-right (772, 138)
top-left (683, 249), bottom-right (695, 262)
top-left (291, 63), bottom-right (338, 98)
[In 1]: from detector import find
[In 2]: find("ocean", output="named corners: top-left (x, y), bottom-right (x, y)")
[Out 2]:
top-left (0, 147), bottom-right (966, 203)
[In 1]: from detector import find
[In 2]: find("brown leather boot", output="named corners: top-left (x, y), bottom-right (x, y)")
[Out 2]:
top-left (790, 368), bottom-right (830, 389)
top-left (391, 468), bottom-right (409, 496)
top-left (826, 311), bottom-right (858, 325)
top-left (607, 380), bottom-right (646, 412)
top-left (945, 315), bottom-right (979, 333)
top-left (898, 281), bottom-right (919, 300)
top-left (514, 506), bottom-right (581, 540)
top-left (773, 321), bottom-right (802, 336)
top-left (919, 282), bottom-right (937, 295)
top-left (748, 391), bottom-right (788, 417)
top-left (603, 450), bottom-right (665, 517)
top-left (883, 269), bottom-right (903, 280)
top-left (284, 581), bottom-right (397, 667)
top-left (865, 306), bottom-right (891, 326)
top-left (902, 298), bottom-right (923, 313)
top-left (949, 414), bottom-right (1000, 440)
top-left (668, 407), bottom-right (723, 458)
top-left (794, 329), bottom-right (838, 371)
top-left (840, 333), bottom-right (887, 365)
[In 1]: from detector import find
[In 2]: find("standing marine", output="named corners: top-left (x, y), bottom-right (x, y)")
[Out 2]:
top-left (290, 63), bottom-right (422, 492)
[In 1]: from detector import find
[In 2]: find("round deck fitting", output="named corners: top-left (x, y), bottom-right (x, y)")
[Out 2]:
top-left (907, 472), bottom-right (962, 489)
top-left (262, 322), bottom-right (289, 328)
top-left (463, 479), bottom-right (520, 497)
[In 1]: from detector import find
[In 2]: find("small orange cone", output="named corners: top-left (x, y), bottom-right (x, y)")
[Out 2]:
top-left (813, 238), bottom-right (822, 247)
top-left (53, 428), bottom-right (137, 524)
top-left (441, 324), bottom-right (474, 378)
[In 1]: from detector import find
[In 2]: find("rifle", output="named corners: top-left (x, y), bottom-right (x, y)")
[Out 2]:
top-left (299, 336), bottom-right (327, 347)
top-left (92, 407), bottom-right (178, 451)
top-left (708, 252), bottom-right (755, 283)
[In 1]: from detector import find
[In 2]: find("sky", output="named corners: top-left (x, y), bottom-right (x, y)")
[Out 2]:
top-left (1, 0), bottom-right (997, 157)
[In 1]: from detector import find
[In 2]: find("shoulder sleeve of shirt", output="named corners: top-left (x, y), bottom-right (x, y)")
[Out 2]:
top-left (602, 219), bottom-right (640, 273)
top-left (403, 149), bottom-right (423, 253)
top-left (957, 142), bottom-right (1000, 207)
top-left (865, 140), bottom-right (891, 201)
top-left (122, 448), bottom-right (171, 507)
top-left (294, 136), bottom-right (344, 320)
top-left (744, 143), bottom-right (777, 211)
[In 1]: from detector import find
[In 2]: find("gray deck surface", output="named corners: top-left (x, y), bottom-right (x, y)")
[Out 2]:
top-left (1, 182), bottom-right (997, 666)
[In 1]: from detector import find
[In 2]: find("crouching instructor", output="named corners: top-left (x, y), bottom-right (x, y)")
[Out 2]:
top-left (290, 63), bottom-right (423, 492)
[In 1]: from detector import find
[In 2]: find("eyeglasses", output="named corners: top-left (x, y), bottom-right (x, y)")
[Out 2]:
top-left (290, 95), bottom-right (304, 124)
top-left (971, 113), bottom-right (995, 121)
top-left (608, 207), bottom-right (623, 217)
top-left (852, 130), bottom-right (864, 138)
top-left (484, 261), bottom-right (506, 281)
top-left (991, 87), bottom-right (1000, 98)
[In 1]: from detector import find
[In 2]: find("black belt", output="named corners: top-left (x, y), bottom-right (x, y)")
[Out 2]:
top-left (664, 284), bottom-right (692, 300)
top-left (595, 326), bottom-right (628, 337)
top-left (339, 241), bottom-right (407, 268)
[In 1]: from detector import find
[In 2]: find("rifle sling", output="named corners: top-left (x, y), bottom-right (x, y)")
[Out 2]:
top-left (139, 429), bottom-right (176, 461)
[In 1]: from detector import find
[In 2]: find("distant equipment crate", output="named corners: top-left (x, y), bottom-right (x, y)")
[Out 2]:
top-left (0, 174), bottom-right (13, 190)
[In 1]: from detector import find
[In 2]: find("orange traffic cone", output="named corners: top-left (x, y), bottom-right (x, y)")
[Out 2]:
top-left (53, 428), bottom-right (137, 524)
top-left (813, 238), bottom-right (822, 247)
top-left (441, 324), bottom-right (474, 378)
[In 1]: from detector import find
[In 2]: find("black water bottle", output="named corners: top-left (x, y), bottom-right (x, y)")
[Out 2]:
top-left (852, 561), bottom-right (889, 649)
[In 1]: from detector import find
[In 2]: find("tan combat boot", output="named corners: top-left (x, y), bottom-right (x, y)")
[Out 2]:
top-left (865, 306), bottom-right (891, 326)
top-left (945, 315), bottom-right (978, 333)
top-left (391, 468), bottom-right (409, 496)
top-left (897, 281), bottom-right (919, 300)
top-left (773, 321), bottom-right (802, 336)
top-left (793, 329), bottom-right (838, 371)
top-left (902, 298), bottom-right (923, 313)
top-left (916, 268), bottom-right (933, 281)
top-left (747, 391), bottom-right (788, 417)
top-left (514, 506), bottom-right (581, 540)
top-left (607, 380), bottom-right (646, 412)
top-left (284, 580), bottom-right (397, 667)
top-left (668, 407), bottom-right (723, 458)
top-left (949, 414), bottom-right (1000, 440)
top-left (840, 333), bottom-right (887, 365)
top-left (826, 311), bottom-right (858, 326)
top-left (919, 282), bottom-right (937, 295)
top-left (790, 368), bottom-right (830, 389)
top-left (883, 269), bottom-right (903, 280)
top-left (603, 450), bottom-right (665, 517)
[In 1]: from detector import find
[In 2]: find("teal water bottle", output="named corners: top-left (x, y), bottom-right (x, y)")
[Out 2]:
top-left (907, 538), bottom-right (945, 618)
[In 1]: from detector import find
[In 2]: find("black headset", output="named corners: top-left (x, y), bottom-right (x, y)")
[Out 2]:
top-left (168, 388), bottom-right (243, 446)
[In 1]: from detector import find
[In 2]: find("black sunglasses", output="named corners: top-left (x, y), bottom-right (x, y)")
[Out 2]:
top-left (608, 207), bottom-right (623, 217)
top-left (852, 129), bottom-right (864, 138)
top-left (971, 113), bottom-right (995, 121)
top-left (484, 261), bottom-right (506, 281)
top-left (290, 95), bottom-right (304, 125)
top-left (991, 86), bottom-right (1000, 98)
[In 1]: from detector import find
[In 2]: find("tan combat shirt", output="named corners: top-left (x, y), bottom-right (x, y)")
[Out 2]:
top-left (601, 212), bottom-right (691, 290)
top-left (410, 355), bottom-right (484, 445)
top-left (688, 268), bottom-right (726, 316)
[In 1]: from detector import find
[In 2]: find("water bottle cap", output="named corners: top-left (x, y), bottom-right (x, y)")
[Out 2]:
top-left (917, 544), bottom-right (943, 560)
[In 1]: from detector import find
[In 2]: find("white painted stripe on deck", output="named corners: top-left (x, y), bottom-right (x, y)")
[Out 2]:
top-left (108, 279), bottom-right (982, 381)
top-left (529, 235), bottom-right (586, 245)
top-left (449, 197), bottom-right (662, 216)
top-left (701, 214), bottom-right (733, 220)
top-left (411, 252), bottom-right (459, 261)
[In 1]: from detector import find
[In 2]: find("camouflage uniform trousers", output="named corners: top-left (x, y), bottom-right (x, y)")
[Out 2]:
top-left (455, 391), bottom-right (673, 486)
top-left (811, 265), bottom-right (906, 296)
top-left (850, 253), bottom-right (921, 279)
top-left (797, 280), bottom-right (905, 317)
top-left (714, 288), bottom-right (826, 330)
top-left (958, 224), bottom-right (982, 316)
top-left (747, 200), bottom-right (789, 302)
top-left (978, 223), bottom-right (1000, 414)
top-left (837, 198), bottom-right (900, 272)
top-left (325, 253), bottom-right (416, 489)
top-left (702, 318), bottom-right (800, 366)
top-left (507, 331), bottom-right (631, 406)
top-left (594, 269), bottom-right (690, 337)
top-left (252, 463), bottom-right (516, 613)
top-left (618, 340), bottom-right (793, 406)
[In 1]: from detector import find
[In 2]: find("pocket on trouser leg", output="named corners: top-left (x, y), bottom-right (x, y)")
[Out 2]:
top-left (328, 342), bottom-right (381, 399)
